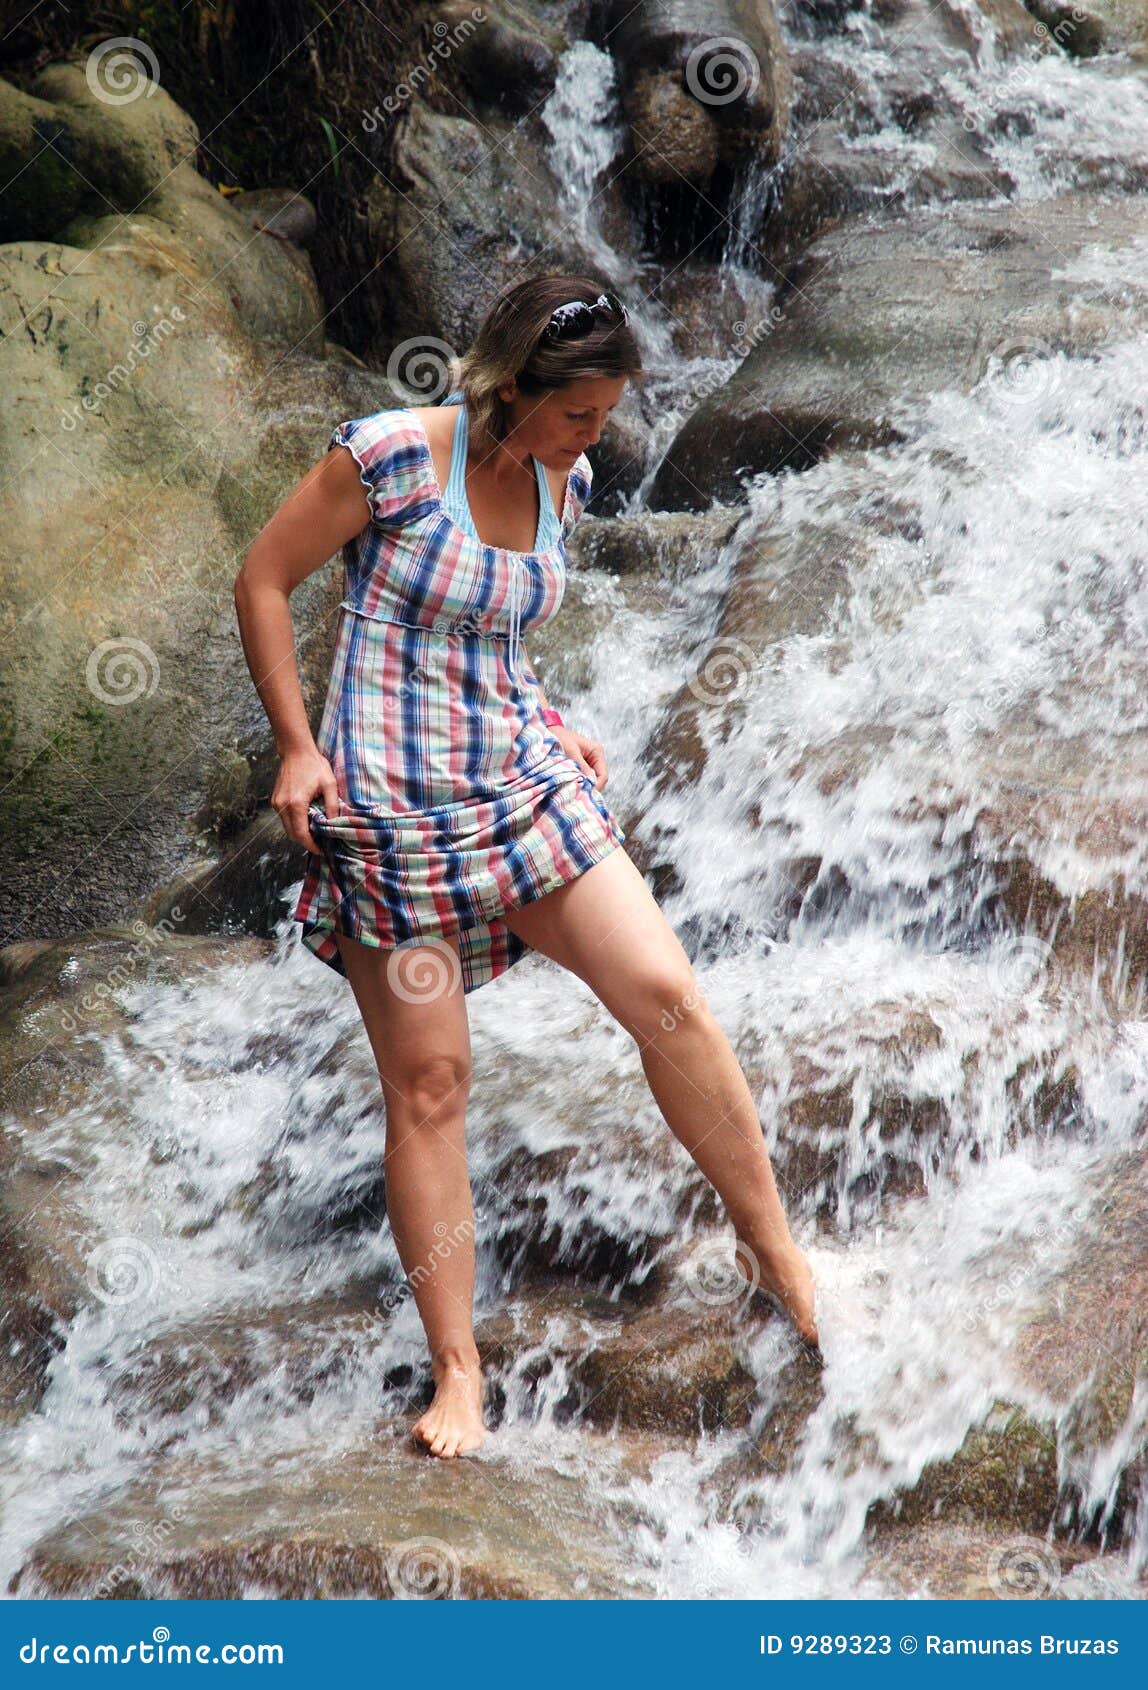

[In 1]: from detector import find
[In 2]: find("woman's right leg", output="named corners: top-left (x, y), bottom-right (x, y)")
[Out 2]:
top-left (333, 928), bottom-right (486, 1458)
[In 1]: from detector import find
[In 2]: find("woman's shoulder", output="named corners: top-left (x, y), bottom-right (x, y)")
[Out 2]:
top-left (568, 450), bottom-right (593, 496)
top-left (561, 450), bottom-right (594, 540)
top-left (327, 407), bottom-right (434, 526)
top-left (331, 406), bottom-right (426, 455)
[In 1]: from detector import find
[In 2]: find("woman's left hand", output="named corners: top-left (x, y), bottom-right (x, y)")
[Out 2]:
top-left (551, 725), bottom-right (608, 789)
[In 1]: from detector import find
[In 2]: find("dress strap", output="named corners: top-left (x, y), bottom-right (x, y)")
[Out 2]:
top-left (441, 398), bottom-right (479, 540)
top-left (438, 394), bottom-right (547, 682)
top-left (445, 399), bottom-right (468, 493)
top-left (533, 458), bottom-right (560, 548)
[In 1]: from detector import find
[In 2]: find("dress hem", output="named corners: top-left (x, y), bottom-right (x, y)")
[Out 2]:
top-left (297, 817), bottom-right (626, 992)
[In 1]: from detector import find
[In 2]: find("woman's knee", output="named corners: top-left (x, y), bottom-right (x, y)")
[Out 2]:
top-left (386, 1051), bottom-right (472, 1124)
top-left (612, 963), bottom-right (712, 1043)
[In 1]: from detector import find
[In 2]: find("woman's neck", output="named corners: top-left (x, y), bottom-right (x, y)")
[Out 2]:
top-left (467, 412), bottom-right (534, 490)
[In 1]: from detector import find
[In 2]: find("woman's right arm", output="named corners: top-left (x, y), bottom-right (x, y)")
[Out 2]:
top-left (233, 445), bottom-right (374, 854)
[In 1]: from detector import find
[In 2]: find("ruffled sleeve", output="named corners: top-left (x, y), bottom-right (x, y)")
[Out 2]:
top-left (560, 452), bottom-right (594, 544)
top-left (328, 411), bottom-right (423, 529)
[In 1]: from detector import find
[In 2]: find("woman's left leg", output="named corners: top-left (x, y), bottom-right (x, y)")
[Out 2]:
top-left (498, 845), bottom-right (819, 1348)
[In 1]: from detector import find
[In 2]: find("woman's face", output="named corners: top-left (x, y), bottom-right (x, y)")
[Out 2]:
top-left (500, 374), bottom-right (628, 466)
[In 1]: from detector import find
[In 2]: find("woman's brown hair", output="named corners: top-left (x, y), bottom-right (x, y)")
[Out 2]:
top-left (446, 273), bottom-right (643, 443)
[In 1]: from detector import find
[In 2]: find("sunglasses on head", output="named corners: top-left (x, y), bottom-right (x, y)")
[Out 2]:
top-left (540, 290), bottom-right (629, 343)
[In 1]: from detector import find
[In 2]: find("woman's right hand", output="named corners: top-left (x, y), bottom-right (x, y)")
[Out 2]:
top-left (271, 747), bottom-right (341, 854)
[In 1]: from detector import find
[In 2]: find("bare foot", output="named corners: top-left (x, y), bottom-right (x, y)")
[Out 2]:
top-left (410, 1347), bottom-right (488, 1459)
top-left (736, 1233), bottom-right (821, 1357)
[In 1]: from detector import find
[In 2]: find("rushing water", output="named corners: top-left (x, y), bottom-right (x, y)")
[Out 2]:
top-left (2, 7), bottom-right (1147, 1598)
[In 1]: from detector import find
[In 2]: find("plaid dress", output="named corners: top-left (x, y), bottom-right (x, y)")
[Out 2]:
top-left (292, 399), bottom-right (627, 994)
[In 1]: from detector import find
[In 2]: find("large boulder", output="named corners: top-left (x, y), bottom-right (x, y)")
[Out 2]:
top-left (650, 192), bottom-right (1148, 508)
top-left (1023, 0), bottom-right (1148, 59)
top-left (0, 64), bottom-right (401, 947)
top-left (604, 0), bottom-right (793, 181)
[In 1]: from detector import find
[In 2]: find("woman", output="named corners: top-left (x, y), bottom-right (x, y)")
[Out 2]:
top-left (234, 274), bottom-right (819, 1461)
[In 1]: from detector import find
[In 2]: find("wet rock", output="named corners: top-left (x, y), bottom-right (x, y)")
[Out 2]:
top-left (438, 0), bottom-right (561, 114)
top-left (771, 0), bottom-right (1060, 252)
top-left (569, 507), bottom-right (744, 580)
top-left (942, 0), bottom-right (1060, 56)
top-left (741, 998), bottom-right (1086, 1227)
top-left (103, 1285), bottom-right (393, 1449)
top-left (652, 263), bottom-right (778, 362)
top-left (650, 192), bottom-right (1148, 508)
top-left (604, 0), bottom-right (793, 185)
top-left (595, 0), bottom-right (792, 264)
top-left (569, 1303), bottom-right (761, 1435)
top-left (145, 809), bottom-right (307, 939)
top-left (0, 1196), bottom-right (66, 1427)
top-left (1009, 1143), bottom-right (1148, 1544)
top-left (865, 1154), bottom-right (1148, 1561)
top-left (476, 1280), bottom-right (777, 1437)
top-left (1025, 0), bottom-right (1148, 59)
top-left (489, 1143), bottom-right (669, 1293)
top-left (863, 1520), bottom-right (1137, 1599)
top-left (702, 1349), bottom-right (828, 1528)
top-left (969, 735), bottom-right (1148, 1006)
top-left (634, 509), bottom-right (864, 814)
top-left (366, 101), bottom-right (593, 354)
top-left (583, 401), bottom-right (654, 510)
top-left (866, 1402), bottom-right (1062, 1534)
top-left (10, 1440), bottom-right (644, 1598)
top-left (0, 65), bottom-right (403, 945)
top-left (0, 928), bottom-right (276, 1421)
